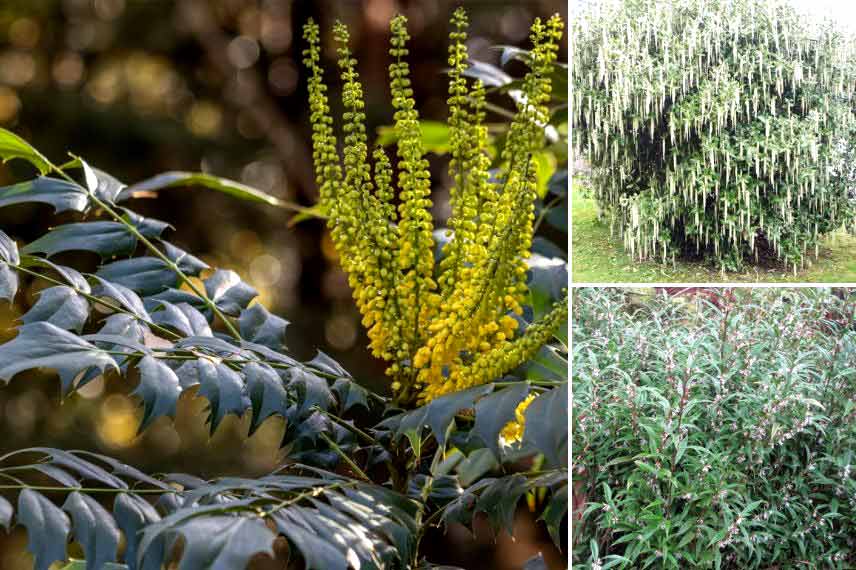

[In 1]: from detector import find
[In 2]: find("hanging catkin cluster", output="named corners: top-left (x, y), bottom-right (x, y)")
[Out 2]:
top-left (303, 9), bottom-right (567, 405)
top-left (573, 0), bottom-right (856, 270)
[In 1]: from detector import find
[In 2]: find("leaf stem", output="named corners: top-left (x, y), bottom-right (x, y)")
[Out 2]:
top-left (14, 262), bottom-right (181, 341)
top-left (318, 432), bottom-right (371, 482)
top-left (532, 192), bottom-right (566, 234)
top-left (313, 408), bottom-right (378, 445)
top-left (42, 151), bottom-right (242, 340)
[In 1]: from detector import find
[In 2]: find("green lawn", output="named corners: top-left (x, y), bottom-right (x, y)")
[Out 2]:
top-left (572, 182), bottom-right (856, 283)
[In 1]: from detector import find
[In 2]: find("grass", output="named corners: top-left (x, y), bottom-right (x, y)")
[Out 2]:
top-left (572, 179), bottom-right (856, 283)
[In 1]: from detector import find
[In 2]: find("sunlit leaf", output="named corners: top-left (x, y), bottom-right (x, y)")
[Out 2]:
top-left (119, 171), bottom-right (283, 207)
top-left (171, 515), bottom-right (277, 570)
top-left (204, 269), bottom-right (257, 316)
top-left (21, 286), bottom-right (89, 333)
top-left (0, 128), bottom-right (51, 174)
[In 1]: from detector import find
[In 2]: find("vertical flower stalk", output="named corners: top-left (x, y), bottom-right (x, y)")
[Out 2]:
top-left (302, 11), bottom-right (566, 406)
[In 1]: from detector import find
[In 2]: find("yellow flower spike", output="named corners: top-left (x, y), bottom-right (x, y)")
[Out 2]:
top-left (305, 11), bottom-right (564, 405)
top-left (500, 393), bottom-right (537, 444)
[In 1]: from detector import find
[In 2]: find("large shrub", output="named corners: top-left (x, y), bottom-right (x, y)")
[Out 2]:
top-left (572, 288), bottom-right (856, 569)
top-left (0, 8), bottom-right (568, 570)
top-left (572, 0), bottom-right (856, 270)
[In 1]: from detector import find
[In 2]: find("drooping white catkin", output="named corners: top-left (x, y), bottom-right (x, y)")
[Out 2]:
top-left (573, 0), bottom-right (856, 268)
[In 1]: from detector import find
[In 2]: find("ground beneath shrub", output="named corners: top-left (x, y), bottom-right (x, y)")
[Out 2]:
top-left (572, 179), bottom-right (856, 283)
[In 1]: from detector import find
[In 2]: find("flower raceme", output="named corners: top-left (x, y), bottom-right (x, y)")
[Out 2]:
top-left (303, 10), bottom-right (567, 405)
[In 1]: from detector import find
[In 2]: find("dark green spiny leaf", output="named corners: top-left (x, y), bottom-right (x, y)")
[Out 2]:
top-left (17, 488), bottom-right (70, 570)
top-left (522, 383), bottom-right (568, 468)
top-left (472, 382), bottom-right (530, 458)
top-left (204, 269), bottom-right (257, 316)
top-left (113, 493), bottom-right (162, 570)
top-left (245, 362), bottom-right (289, 435)
top-left (134, 356), bottom-right (182, 431)
top-left (0, 177), bottom-right (87, 213)
top-left (62, 492), bottom-right (120, 570)
top-left (21, 286), bottom-right (89, 333)
top-left (196, 359), bottom-right (250, 433)
top-left (238, 303), bottom-right (288, 350)
top-left (0, 322), bottom-right (117, 392)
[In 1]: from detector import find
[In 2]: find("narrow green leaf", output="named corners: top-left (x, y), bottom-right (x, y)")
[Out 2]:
top-left (119, 171), bottom-right (283, 207)
top-left (0, 127), bottom-right (51, 174)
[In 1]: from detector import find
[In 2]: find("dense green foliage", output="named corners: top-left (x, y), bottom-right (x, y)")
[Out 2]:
top-left (572, 288), bottom-right (856, 568)
top-left (0, 9), bottom-right (569, 566)
top-left (573, 0), bottom-right (856, 270)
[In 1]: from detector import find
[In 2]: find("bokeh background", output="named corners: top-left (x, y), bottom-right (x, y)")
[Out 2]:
top-left (0, 0), bottom-right (568, 568)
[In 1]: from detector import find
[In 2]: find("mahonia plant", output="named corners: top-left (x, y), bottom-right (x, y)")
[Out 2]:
top-left (573, 0), bottom-right (856, 271)
top-left (303, 8), bottom-right (568, 406)
top-left (0, 127), bottom-right (569, 570)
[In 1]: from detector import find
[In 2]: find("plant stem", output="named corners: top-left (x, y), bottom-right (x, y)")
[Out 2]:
top-left (318, 432), bottom-right (371, 482)
top-left (42, 151), bottom-right (242, 339)
top-left (533, 192), bottom-right (566, 234)
top-left (14, 262), bottom-right (181, 341)
top-left (313, 408), bottom-right (378, 445)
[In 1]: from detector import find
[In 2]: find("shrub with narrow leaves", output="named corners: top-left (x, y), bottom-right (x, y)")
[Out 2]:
top-left (573, 0), bottom-right (856, 270)
top-left (572, 288), bottom-right (856, 569)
